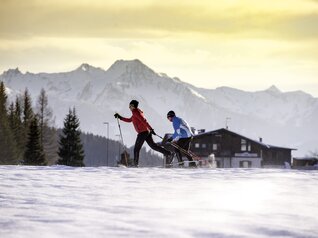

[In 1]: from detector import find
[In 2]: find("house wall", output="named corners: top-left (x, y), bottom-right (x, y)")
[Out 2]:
top-left (231, 157), bottom-right (262, 168)
top-left (262, 148), bottom-right (291, 166)
top-left (191, 133), bottom-right (261, 158)
top-left (214, 157), bottom-right (261, 168)
top-left (191, 130), bottom-right (292, 168)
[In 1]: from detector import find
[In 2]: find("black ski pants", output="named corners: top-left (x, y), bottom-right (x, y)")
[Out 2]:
top-left (134, 131), bottom-right (170, 166)
top-left (174, 137), bottom-right (194, 164)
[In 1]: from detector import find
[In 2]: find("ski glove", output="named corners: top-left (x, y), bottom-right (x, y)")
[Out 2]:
top-left (166, 137), bottom-right (173, 142)
top-left (150, 129), bottom-right (157, 136)
top-left (114, 113), bottom-right (122, 119)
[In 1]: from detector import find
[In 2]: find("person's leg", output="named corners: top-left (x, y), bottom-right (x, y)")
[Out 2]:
top-left (183, 138), bottom-right (196, 167)
top-left (146, 134), bottom-right (171, 156)
top-left (146, 134), bottom-right (174, 167)
top-left (177, 138), bottom-right (196, 167)
top-left (174, 147), bottom-right (183, 164)
top-left (134, 131), bottom-right (148, 166)
top-left (174, 140), bottom-right (184, 165)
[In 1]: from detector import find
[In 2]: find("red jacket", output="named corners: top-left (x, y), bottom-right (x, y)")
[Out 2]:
top-left (121, 108), bottom-right (152, 134)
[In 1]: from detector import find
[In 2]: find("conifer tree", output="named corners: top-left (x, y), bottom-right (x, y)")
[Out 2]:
top-left (23, 117), bottom-right (47, 165)
top-left (11, 96), bottom-right (24, 160)
top-left (36, 88), bottom-right (53, 146)
top-left (57, 108), bottom-right (85, 167)
top-left (23, 89), bottom-right (34, 128)
top-left (0, 81), bottom-right (8, 115)
top-left (35, 88), bottom-right (58, 164)
top-left (0, 82), bottom-right (19, 164)
top-left (21, 89), bottom-right (34, 155)
top-left (15, 96), bottom-right (23, 123)
top-left (8, 100), bottom-right (22, 142)
top-left (8, 102), bottom-right (15, 129)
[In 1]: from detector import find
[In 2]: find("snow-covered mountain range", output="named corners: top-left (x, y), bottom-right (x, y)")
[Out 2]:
top-left (1, 59), bottom-right (317, 156)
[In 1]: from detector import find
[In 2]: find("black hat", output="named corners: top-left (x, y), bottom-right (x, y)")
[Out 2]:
top-left (167, 110), bottom-right (176, 118)
top-left (129, 100), bottom-right (139, 108)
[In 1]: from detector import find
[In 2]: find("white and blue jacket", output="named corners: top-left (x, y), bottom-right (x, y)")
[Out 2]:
top-left (172, 116), bottom-right (193, 141)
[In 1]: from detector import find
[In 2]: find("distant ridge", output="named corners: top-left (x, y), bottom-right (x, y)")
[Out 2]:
top-left (1, 59), bottom-right (317, 156)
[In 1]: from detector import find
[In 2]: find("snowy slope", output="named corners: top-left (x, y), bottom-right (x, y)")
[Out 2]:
top-left (0, 166), bottom-right (318, 238)
top-left (1, 60), bottom-right (317, 156)
top-left (194, 85), bottom-right (318, 126)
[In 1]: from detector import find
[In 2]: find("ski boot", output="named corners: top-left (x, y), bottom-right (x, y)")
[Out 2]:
top-left (165, 153), bottom-right (174, 168)
top-left (178, 161), bottom-right (184, 168)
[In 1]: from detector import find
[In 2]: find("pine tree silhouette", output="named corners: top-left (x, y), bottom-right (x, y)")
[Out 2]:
top-left (57, 108), bottom-right (85, 167)
top-left (0, 82), bottom-right (19, 164)
top-left (23, 117), bottom-right (47, 165)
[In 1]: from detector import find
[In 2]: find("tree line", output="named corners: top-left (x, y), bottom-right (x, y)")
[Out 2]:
top-left (1, 81), bottom-right (164, 167)
top-left (81, 132), bottom-right (164, 167)
top-left (0, 81), bottom-right (84, 166)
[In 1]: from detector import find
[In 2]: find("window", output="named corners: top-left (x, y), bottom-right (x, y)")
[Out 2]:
top-left (202, 144), bottom-right (207, 149)
top-left (241, 139), bottom-right (251, 152)
top-left (195, 143), bottom-right (200, 148)
top-left (213, 143), bottom-right (218, 151)
top-left (241, 139), bottom-right (247, 151)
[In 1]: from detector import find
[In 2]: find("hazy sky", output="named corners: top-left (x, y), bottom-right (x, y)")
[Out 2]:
top-left (1, 0), bottom-right (317, 96)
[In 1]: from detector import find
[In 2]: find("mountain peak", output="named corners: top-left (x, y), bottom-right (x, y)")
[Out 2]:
top-left (113, 59), bottom-right (144, 67)
top-left (108, 59), bottom-right (155, 75)
top-left (266, 85), bottom-right (281, 94)
top-left (77, 63), bottom-right (95, 72)
top-left (3, 68), bottom-right (22, 77)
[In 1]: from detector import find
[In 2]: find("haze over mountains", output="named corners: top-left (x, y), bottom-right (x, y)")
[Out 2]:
top-left (1, 59), bottom-right (317, 157)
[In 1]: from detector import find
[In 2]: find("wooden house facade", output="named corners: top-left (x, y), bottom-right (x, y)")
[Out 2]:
top-left (190, 128), bottom-right (295, 168)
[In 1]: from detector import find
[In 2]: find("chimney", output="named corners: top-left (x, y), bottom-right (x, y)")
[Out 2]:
top-left (259, 137), bottom-right (263, 143)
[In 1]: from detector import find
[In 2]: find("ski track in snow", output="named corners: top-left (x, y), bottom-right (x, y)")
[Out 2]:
top-left (0, 166), bottom-right (317, 238)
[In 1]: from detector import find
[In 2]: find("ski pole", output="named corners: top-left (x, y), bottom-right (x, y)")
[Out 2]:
top-left (154, 134), bottom-right (214, 168)
top-left (169, 141), bottom-right (200, 160)
top-left (154, 134), bottom-right (200, 160)
top-left (116, 117), bottom-right (128, 166)
top-left (116, 117), bottom-right (124, 145)
top-left (154, 134), bottom-right (164, 140)
top-left (156, 134), bottom-right (200, 160)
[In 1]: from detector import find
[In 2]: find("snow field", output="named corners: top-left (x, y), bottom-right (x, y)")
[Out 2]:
top-left (0, 166), bottom-right (317, 238)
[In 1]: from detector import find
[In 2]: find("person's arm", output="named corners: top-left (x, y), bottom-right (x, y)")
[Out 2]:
top-left (114, 113), bottom-right (132, 123)
top-left (172, 118), bottom-right (181, 141)
top-left (121, 116), bottom-right (132, 123)
top-left (133, 110), bottom-right (152, 130)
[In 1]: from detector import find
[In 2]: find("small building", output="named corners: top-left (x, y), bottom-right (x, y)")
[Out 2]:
top-left (191, 128), bottom-right (296, 168)
top-left (292, 157), bottom-right (318, 170)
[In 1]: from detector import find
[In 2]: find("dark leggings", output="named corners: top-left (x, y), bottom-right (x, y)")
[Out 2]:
top-left (174, 137), bottom-right (193, 163)
top-left (134, 131), bottom-right (170, 165)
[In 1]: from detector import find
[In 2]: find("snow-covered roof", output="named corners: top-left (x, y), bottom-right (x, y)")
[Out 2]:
top-left (194, 128), bottom-right (297, 150)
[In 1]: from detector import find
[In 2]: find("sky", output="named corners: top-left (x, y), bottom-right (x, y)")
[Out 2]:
top-left (0, 0), bottom-right (317, 96)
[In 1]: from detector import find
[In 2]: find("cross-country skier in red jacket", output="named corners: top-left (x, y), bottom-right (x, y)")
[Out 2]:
top-left (114, 100), bottom-right (172, 167)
